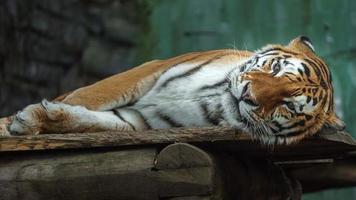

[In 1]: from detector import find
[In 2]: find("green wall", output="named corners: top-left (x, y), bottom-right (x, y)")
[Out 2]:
top-left (144, 0), bottom-right (356, 199)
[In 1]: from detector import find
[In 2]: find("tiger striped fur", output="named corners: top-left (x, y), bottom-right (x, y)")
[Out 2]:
top-left (0, 36), bottom-right (345, 144)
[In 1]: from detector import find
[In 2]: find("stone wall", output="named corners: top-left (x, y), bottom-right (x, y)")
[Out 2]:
top-left (0, 0), bottom-right (149, 116)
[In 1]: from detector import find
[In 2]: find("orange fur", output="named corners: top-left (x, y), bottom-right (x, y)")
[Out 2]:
top-left (0, 37), bottom-right (344, 144)
top-left (60, 50), bottom-right (252, 110)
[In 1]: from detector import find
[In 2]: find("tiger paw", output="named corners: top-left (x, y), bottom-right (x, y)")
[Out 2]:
top-left (0, 117), bottom-right (11, 137)
top-left (9, 104), bottom-right (43, 135)
top-left (40, 99), bottom-right (70, 121)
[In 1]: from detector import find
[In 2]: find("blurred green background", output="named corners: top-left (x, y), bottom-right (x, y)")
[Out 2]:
top-left (142, 0), bottom-right (356, 199)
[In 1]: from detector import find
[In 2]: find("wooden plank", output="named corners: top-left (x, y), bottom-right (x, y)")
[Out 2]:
top-left (290, 160), bottom-right (356, 193)
top-left (0, 127), bottom-right (245, 152)
top-left (0, 127), bottom-right (355, 158)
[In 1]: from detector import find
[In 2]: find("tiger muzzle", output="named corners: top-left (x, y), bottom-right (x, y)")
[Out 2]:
top-left (242, 71), bottom-right (294, 117)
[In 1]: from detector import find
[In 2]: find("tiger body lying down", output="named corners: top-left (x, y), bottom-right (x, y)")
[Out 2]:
top-left (0, 36), bottom-right (344, 144)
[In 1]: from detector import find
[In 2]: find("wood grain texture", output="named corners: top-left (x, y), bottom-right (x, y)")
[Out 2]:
top-left (0, 142), bottom-right (302, 200)
top-left (155, 143), bottom-right (213, 170)
top-left (0, 127), bottom-right (355, 157)
top-left (0, 127), bottom-right (244, 151)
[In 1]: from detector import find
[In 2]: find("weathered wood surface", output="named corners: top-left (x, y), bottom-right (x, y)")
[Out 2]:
top-left (290, 160), bottom-right (356, 193)
top-left (0, 127), bottom-right (243, 151)
top-left (0, 144), bottom-right (216, 200)
top-left (0, 127), bottom-right (355, 157)
top-left (0, 127), bottom-right (356, 200)
top-left (0, 143), bottom-right (302, 200)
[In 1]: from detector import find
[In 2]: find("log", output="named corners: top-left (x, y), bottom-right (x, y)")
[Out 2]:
top-left (155, 143), bottom-right (213, 170)
top-left (0, 144), bottom-right (216, 200)
top-left (0, 148), bottom-right (159, 200)
top-left (1, 127), bottom-right (356, 199)
top-left (0, 143), bottom-right (303, 200)
top-left (290, 160), bottom-right (356, 192)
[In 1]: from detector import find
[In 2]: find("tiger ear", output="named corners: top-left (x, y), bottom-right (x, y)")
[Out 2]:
top-left (288, 36), bottom-right (315, 54)
top-left (324, 112), bottom-right (345, 131)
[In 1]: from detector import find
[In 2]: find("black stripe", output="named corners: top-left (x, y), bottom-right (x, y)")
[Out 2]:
top-left (306, 96), bottom-right (311, 104)
top-left (283, 120), bottom-right (306, 129)
top-left (261, 52), bottom-right (280, 56)
top-left (301, 63), bottom-right (310, 77)
top-left (305, 59), bottom-right (322, 80)
top-left (278, 118), bottom-right (316, 138)
top-left (283, 60), bottom-right (294, 66)
top-left (272, 121), bottom-right (283, 131)
top-left (259, 48), bottom-right (298, 56)
top-left (312, 57), bottom-right (329, 81)
top-left (284, 74), bottom-right (295, 82)
top-left (228, 91), bottom-right (241, 116)
top-left (328, 93), bottom-right (333, 111)
top-left (160, 53), bottom-right (233, 88)
top-left (312, 97), bottom-right (318, 106)
top-left (156, 112), bottom-right (183, 127)
top-left (199, 79), bottom-right (228, 91)
top-left (129, 109), bottom-right (152, 129)
top-left (307, 58), bottom-right (328, 89)
top-left (276, 130), bottom-right (304, 138)
top-left (261, 60), bottom-right (267, 66)
top-left (319, 90), bottom-right (324, 101)
top-left (297, 68), bottom-right (304, 76)
top-left (299, 105), bottom-right (304, 112)
top-left (251, 56), bottom-right (260, 66)
top-left (305, 114), bottom-right (313, 120)
top-left (200, 102), bottom-right (221, 126)
top-left (160, 53), bottom-right (206, 73)
top-left (112, 110), bottom-right (136, 131)
top-left (240, 64), bottom-right (247, 72)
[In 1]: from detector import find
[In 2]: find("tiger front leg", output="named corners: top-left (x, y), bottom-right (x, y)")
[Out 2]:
top-left (39, 100), bottom-right (138, 133)
top-left (0, 117), bottom-right (12, 136)
top-left (8, 103), bottom-right (48, 135)
top-left (8, 100), bottom-right (139, 135)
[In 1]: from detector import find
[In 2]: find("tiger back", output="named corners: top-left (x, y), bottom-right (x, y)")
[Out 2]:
top-left (1, 36), bottom-right (344, 145)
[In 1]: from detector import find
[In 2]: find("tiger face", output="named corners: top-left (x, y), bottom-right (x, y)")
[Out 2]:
top-left (228, 36), bottom-right (345, 144)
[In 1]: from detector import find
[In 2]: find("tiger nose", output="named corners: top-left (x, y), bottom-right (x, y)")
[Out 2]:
top-left (241, 82), bottom-right (259, 106)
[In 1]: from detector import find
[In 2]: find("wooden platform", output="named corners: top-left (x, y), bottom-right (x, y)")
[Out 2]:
top-left (0, 127), bottom-right (356, 200)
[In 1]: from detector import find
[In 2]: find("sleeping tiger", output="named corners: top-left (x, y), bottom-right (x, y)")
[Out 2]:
top-left (0, 36), bottom-right (345, 144)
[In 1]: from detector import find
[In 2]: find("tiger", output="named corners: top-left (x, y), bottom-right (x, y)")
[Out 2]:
top-left (0, 36), bottom-right (345, 144)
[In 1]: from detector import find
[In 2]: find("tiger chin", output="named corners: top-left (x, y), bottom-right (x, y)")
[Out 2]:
top-left (0, 36), bottom-right (345, 145)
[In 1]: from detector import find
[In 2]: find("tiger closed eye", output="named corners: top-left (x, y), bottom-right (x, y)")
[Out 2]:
top-left (285, 102), bottom-right (296, 111)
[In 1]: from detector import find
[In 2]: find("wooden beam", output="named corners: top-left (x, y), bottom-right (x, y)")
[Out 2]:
top-left (290, 160), bottom-right (356, 193)
top-left (0, 127), bottom-right (355, 156)
top-left (0, 143), bottom-right (303, 200)
top-left (0, 144), bottom-right (216, 200)
top-left (0, 127), bottom-right (244, 151)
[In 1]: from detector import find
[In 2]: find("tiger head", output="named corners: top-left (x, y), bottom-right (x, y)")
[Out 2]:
top-left (228, 36), bottom-right (345, 144)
